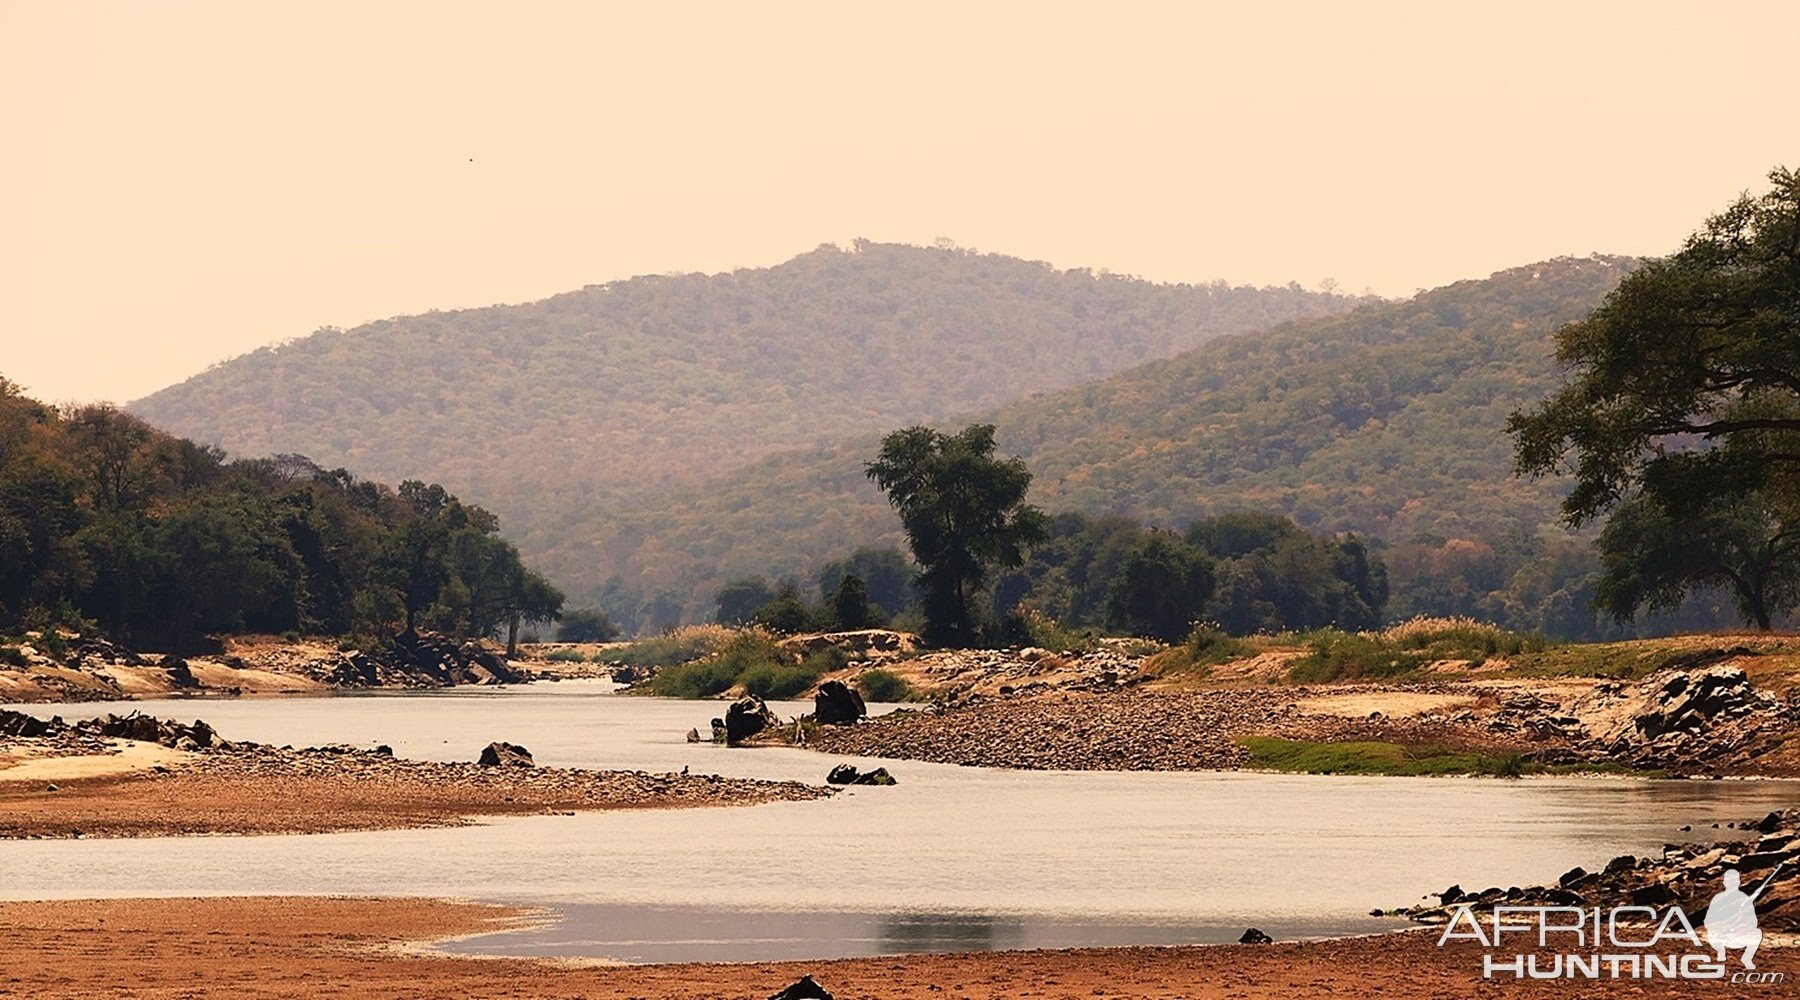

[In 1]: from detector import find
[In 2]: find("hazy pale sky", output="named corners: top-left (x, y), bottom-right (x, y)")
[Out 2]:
top-left (3, 1), bottom-right (1795, 405)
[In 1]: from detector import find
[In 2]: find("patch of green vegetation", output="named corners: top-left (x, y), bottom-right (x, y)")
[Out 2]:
top-left (1005, 608), bottom-right (1103, 654)
top-left (737, 661), bottom-right (823, 700)
top-left (854, 667), bottom-right (916, 702)
top-left (1505, 640), bottom-right (1784, 681)
top-left (1183, 626), bottom-right (1252, 666)
top-left (640, 630), bottom-right (808, 699)
top-left (1377, 616), bottom-right (1552, 658)
top-left (0, 645), bottom-right (25, 667)
top-left (1239, 737), bottom-right (1531, 777)
top-left (1286, 618), bottom-right (1552, 683)
top-left (611, 625), bottom-right (733, 669)
top-left (1145, 625), bottom-right (1254, 681)
top-left (644, 658), bottom-right (742, 698)
top-left (1286, 631), bottom-right (1429, 683)
top-left (1237, 736), bottom-right (1652, 778)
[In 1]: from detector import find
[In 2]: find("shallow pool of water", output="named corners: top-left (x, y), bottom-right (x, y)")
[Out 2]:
top-left (5, 685), bottom-right (1794, 962)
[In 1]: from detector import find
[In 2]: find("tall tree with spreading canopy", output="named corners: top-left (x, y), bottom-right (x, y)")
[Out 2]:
top-left (1511, 167), bottom-right (1800, 521)
top-left (1510, 166), bottom-right (1800, 628)
top-left (866, 424), bottom-right (1048, 646)
top-left (1594, 493), bottom-right (1800, 631)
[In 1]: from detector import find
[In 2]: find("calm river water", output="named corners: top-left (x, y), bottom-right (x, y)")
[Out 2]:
top-left (4, 683), bottom-right (1796, 961)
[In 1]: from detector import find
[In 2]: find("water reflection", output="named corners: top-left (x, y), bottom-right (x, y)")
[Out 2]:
top-left (446, 902), bottom-right (1393, 963)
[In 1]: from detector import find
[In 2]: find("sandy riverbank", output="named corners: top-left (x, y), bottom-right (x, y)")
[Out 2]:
top-left (0, 713), bottom-right (827, 838)
top-left (2, 896), bottom-right (1789, 999)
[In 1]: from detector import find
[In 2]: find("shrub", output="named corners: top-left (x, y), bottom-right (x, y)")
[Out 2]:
top-left (1003, 608), bottom-right (1101, 654)
top-left (1182, 625), bottom-right (1251, 667)
top-left (1287, 630), bottom-right (1428, 683)
top-left (641, 629), bottom-right (795, 698)
top-left (0, 645), bottom-right (25, 667)
top-left (800, 647), bottom-right (850, 674)
top-left (612, 625), bottom-right (735, 668)
top-left (1143, 624), bottom-right (1250, 679)
top-left (1375, 616), bottom-right (1549, 658)
top-left (738, 661), bottom-right (824, 699)
top-left (645, 657), bottom-right (744, 698)
top-left (1287, 617), bottom-right (1551, 683)
top-left (854, 667), bottom-right (915, 702)
top-left (35, 630), bottom-right (69, 659)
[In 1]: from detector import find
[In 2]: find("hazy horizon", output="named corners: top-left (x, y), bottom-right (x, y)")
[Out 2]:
top-left (4, 0), bottom-right (1796, 404)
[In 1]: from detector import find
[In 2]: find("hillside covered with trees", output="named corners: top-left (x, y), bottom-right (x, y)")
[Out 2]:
top-left (131, 241), bottom-right (1357, 543)
top-left (566, 255), bottom-right (1741, 638)
top-left (0, 380), bottom-right (561, 652)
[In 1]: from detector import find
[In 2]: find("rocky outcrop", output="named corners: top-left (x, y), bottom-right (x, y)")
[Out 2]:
top-left (767, 974), bottom-right (834, 1000)
top-left (813, 680), bottom-right (867, 725)
top-left (307, 632), bottom-right (526, 690)
top-left (477, 742), bottom-right (534, 768)
top-left (725, 695), bottom-right (779, 745)
top-left (87, 712), bottom-right (223, 750)
top-left (0, 709), bottom-right (58, 738)
top-left (894, 644), bottom-right (1152, 700)
top-left (1238, 928), bottom-right (1273, 944)
top-left (70, 636), bottom-right (146, 668)
top-left (822, 763), bottom-right (895, 786)
top-left (1401, 808), bottom-right (1800, 931)
top-left (1563, 666), bottom-right (1796, 776)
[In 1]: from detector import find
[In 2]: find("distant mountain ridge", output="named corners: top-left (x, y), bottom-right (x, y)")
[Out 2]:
top-left (555, 256), bottom-right (1636, 629)
top-left (131, 241), bottom-right (1357, 541)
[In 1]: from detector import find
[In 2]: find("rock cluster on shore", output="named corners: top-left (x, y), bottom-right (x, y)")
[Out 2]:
top-left (1401, 808), bottom-right (1800, 931)
top-left (804, 663), bottom-right (1800, 777)
top-left (0, 628), bottom-right (553, 704)
top-left (1558, 666), bottom-right (1800, 775)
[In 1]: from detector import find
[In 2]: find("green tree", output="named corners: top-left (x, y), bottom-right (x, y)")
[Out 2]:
top-left (557, 607), bottom-right (620, 642)
top-left (751, 582), bottom-right (823, 634)
top-left (1103, 533), bottom-right (1214, 642)
top-left (816, 546), bottom-right (914, 616)
top-left (828, 573), bottom-right (881, 630)
top-left (1186, 514), bottom-right (1387, 634)
top-left (866, 424), bottom-right (1048, 646)
top-left (1511, 167), bottom-right (1800, 525)
top-left (1595, 492), bottom-right (1800, 631)
top-left (714, 575), bottom-right (778, 625)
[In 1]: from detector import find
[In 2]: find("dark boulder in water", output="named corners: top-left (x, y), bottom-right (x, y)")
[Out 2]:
top-left (477, 741), bottom-right (534, 767)
top-left (812, 680), bottom-right (867, 725)
top-left (725, 695), bottom-right (778, 745)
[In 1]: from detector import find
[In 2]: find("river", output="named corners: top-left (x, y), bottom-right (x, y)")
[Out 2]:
top-left (4, 683), bottom-right (1794, 962)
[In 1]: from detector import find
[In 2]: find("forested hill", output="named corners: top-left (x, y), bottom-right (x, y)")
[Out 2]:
top-left (563, 255), bottom-right (1641, 633)
top-left (131, 241), bottom-right (1356, 537)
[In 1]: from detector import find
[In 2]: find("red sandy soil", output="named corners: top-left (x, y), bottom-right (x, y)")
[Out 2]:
top-left (1, 896), bottom-right (1792, 999)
